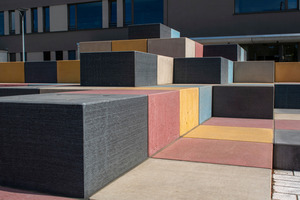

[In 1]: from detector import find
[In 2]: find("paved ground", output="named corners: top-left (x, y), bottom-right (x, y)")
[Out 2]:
top-left (273, 170), bottom-right (300, 200)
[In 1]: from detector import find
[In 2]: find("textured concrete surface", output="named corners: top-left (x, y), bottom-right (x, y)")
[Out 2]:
top-left (153, 138), bottom-right (273, 168)
top-left (0, 93), bottom-right (148, 198)
top-left (171, 29), bottom-right (180, 38)
top-left (213, 85), bottom-right (274, 119)
top-left (148, 37), bottom-right (196, 58)
top-left (57, 61), bottom-right (80, 83)
top-left (25, 61), bottom-right (57, 83)
top-left (275, 120), bottom-right (300, 130)
top-left (65, 89), bottom-right (180, 156)
top-left (273, 170), bottom-right (300, 200)
top-left (91, 159), bottom-right (272, 200)
top-left (274, 109), bottom-right (300, 120)
top-left (80, 51), bottom-right (157, 86)
top-left (112, 39), bottom-right (148, 52)
top-left (275, 84), bottom-right (300, 109)
top-left (184, 125), bottom-right (273, 143)
top-left (234, 61), bottom-right (275, 83)
top-left (128, 24), bottom-right (171, 39)
top-left (0, 87), bottom-right (40, 97)
top-left (79, 41), bottom-right (112, 53)
top-left (157, 55), bottom-right (174, 85)
top-left (0, 62), bottom-right (25, 83)
top-left (203, 44), bottom-right (246, 61)
top-left (195, 42), bottom-right (203, 58)
top-left (276, 62), bottom-right (300, 82)
top-left (174, 57), bottom-right (233, 84)
top-left (203, 117), bottom-right (274, 129)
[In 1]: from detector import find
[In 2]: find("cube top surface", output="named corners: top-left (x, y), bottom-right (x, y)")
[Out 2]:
top-left (275, 129), bottom-right (300, 145)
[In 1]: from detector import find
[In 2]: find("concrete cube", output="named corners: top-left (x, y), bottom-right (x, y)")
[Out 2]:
top-left (0, 93), bottom-right (148, 198)
top-left (112, 39), bottom-right (147, 53)
top-left (157, 55), bottom-right (174, 85)
top-left (128, 24), bottom-right (172, 39)
top-left (173, 57), bottom-right (233, 84)
top-left (275, 84), bottom-right (300, 109)
top-left (0, 62), bottom-right (25, 83)
top-left (195, 42), bottom-right (204, 58)
top-left (234, 61), bottom-right (275, 83)
top-left (57, 60), bottom-right (80, 83)
top-left (79, 41), bottom-right (112, 53)
top-left (80, 51), bottom-right (157, 86)
top-left (25, 62), bottom-right (57, 83)
top-left (213, 85), bottom-right (274, 119)
top-left (171, 29), bottom-right (180, 38)
top-left (204, 44), bottom-right (247, 61)
top-left (276, 62), bottom-right (300, 82)
top-left (0, 87), bottom-right (40, 97)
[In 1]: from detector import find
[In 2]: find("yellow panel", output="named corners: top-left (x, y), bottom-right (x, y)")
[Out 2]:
top-left (0, 62), bottom-right (25, 83)
top-left (112, 39), bottom-right (148, 53)
top-left (184, 125), bottom-right (273, 143)
top-left (276, 62), bottom-right (300, 82)
top-left (57, 61), bottom-right (80, 83)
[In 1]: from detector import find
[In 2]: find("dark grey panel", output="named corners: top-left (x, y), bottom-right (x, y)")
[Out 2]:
top-left (128, 24), bottom-right (171, 39)
top-left (0, 87), bottom-right (40, 97)
top-left (173, 57), bottom-right (232, 84)
top-left (0, 93), bottom-right (148, 198)
top-left (25, 62), bottom-right (57, 83)
top-left (203, 44), bottom-right (239, 61)
top-left (80, 51), bottom-right (157, 87)
top-left (275, 84), bottom-right (300, 109)
top-left (213, 86), bottom-right (274, 119)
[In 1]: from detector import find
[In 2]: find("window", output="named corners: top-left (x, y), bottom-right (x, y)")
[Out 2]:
top-left (68, 50), bottom-right (76, 60)
top-left (56, 51), bottom-right (63, 60)
top-left (68, 2), bottom-right (102, 30)
top-left (124, 0), bottom-right (132, 25)
top-left (9, 11), bottom-right (15, 34)
top-left (10, 53), bottom-right (16, 62)
top-left (44, 51), bottom-right (51, 61)
top-left (44, 7), bottom-right (50, 32)
top-left (133, 0), bottom-right (163, 24)
top-left (110, 0), bottom-right (117, 27)
top-left (235, 0), bottom-right (299, 14)
top-left (31, 8), bottom-right (38, 33)
top-left (0, 12), bottom-right (4, 35)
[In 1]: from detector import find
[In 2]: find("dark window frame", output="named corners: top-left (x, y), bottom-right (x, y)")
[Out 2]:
top-left (43, 7), bottom-right (50, 32)
top-left (31, 8), bottom-right (38, 33)
top-left (109, 0), bottom-right (117, 27)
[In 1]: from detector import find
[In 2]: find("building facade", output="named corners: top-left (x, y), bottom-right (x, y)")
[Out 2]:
top-left (0, 0), bottom-right (300, 62)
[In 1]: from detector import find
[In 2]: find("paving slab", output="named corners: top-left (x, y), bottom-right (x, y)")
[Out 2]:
top-left (203, 117), bottom-right (274, 129)
top-left (90, 158), bottom-right (272, 200)
top-left (153, 138), bottom-right (273, 168)
top-left (275, 120), bottom-right (300, 130)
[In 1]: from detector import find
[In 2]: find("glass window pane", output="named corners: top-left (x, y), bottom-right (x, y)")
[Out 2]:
top-left (69, 5), bottom-right (76, 30)
top-left (32, 8), bottom-right (38, 33)
top-left (0, 12), bottom-right (4, 35)
top-left (288, 0), bottom-right (298, 9)
top-left (110, 0), bottom-right (117, 27)
top-left (9, 11), bottom-right (15, 34)
top-left (134, 0), bottom-right (163, 24)
top-left (56, 51), bottom-right (63, 60)
top-left (124, 0), bottom-right (132, 25)
top-left (77, 2), bottom-right (102, 30)
top-left (44, 7), bottom-right (50, 32)
top-left (68, 50), bottom-right (76, 60)
top-left (235, 0), bottom-right (292, 13)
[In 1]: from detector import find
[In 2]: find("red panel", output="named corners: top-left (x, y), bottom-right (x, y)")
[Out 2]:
top-left (203, 117), bottom-right (274, 129)
top-left (153, 138), bottom-right (273, 169)
top-left (67, 89), bottom-right (180, 156)
top-left (275, 120), bottom-right (300, 130)
top-left (195, 42), bottom-right (204, 58)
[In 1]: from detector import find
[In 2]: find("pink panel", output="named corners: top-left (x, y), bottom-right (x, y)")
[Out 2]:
top-left (275, 120), bottom-right (300, 130)
top-left (153, 138), bottom-right (273, 169)
top-left (0, 83), bottom-right (29, 87)
top-left (195, 42), bottom-right (204, 58)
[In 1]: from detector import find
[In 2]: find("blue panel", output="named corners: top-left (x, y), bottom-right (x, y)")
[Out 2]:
top-left (44, 7), bottom-right (50, 32)
top-left (32, 8), bottom-right (38, 33)
top-left (289, 0), bottom-right (298, 9)
top-left (171, 29), bottom-right (180, 38)
top-left (0, 12), bottom-right (4, 35)
top-left (125, 0), bottom-right (132, 25)
top-left (134, 0), bottom-right (163, 24)
top-left (110, 1), bottom-right (117, 27)
top-left (228, 60), bottom-right (233, 83)
top-left (235, 0), bottom-right (298, 13)
top-left (69, 5), bottom-right (76, 30)
top-left (77, 2), bottom-right (102, 30)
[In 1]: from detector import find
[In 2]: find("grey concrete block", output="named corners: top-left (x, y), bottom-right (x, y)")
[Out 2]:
top-left (234, 61), bottom-right (275, 83)
top-left (213, 85), bottom-right (274, 119)
top-left (0, 93), bottom-right (148, 198)
top-left (275, 84), bottom-right (300, 109)
top-left (204, 44), bottom-right (247, 61)
top-left (128, 24), bottom-right (172, 39)
top-left (80, 51), bottom-right (157, 86)
top-left (0, 87), bottom-right (40, 97)
top-left (0, 50), bottom-right (8, 62)
top-left (25, 62), bottom-right (57, 83)
top-left (173, 57), bottom-right (233, 84)
top-left (274, 130), bottom-right (300, 171)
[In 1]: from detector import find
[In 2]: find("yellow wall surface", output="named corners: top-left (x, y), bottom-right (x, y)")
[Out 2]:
top-left (276, 62), bottom-right (300, 82)
top-left (57, 61), bottom-right (80, 83)
top-left (112, 39), bottom-right (148, 53)
top-left (0, 62), bottom-right (25, 83)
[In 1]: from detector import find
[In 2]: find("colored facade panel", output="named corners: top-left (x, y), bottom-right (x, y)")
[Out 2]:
top-left (112, 39), bottom-right (147, 52)
top-left (0, 62), bottom-right (24, 83)
top-left (276, 62), bottom-right (300, 82)
top-left (57, 60), bottom-right (80, 83)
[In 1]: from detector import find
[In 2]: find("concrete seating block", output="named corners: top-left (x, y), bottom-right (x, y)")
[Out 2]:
top-left (153, 138), bottom-right (273, 169)
top-left (79, 41), bottom-right (112, 53)
top-left (80, 51), bottom-right (157, 86)
top-left (274, 109), bottom-right (300, 120)
top-left (276, 62), bottom-right (300, 82)
top-left (0, 83), bottom-right (29, 87)
top-left (274, 130), bottom-right (300, 170)
top-left (203, 44), bottom-right (247, 61)
top-left (195, 42), bottom-right (204, 58)
top-left (275, 120), bottom-right (300, 130)
top-left (0, 62), bottom-right (25, 83)
top-left (67, 89), bottom-right (180, 156)
top-left (157, 55), bottom-right (174, 85)
top-left (148, 37), bottom-right (196, 58)
top-left (57, 61), bottom-right (80, 83)
top-left (234, 61), bottom-right (275, 83)
top-left (174, 57), bottom-right (233, 84)
top-left (128, 24), bottom-right (172, 39)
top-left (213, 85), bottom-right (274, 119)
top-left (171, 29), bottom-right (180, 38)
top-left (0, 93), bottom-right (148, 198)
top-left (25, 62), bottom-right (57, 83)
top-left (275, 84), bottom-right (300, 109)
top-left (112, 39), bottom-right (147, 53)
top-left (0, 87), bottom-right (40, 97)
